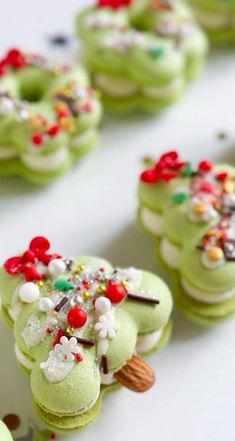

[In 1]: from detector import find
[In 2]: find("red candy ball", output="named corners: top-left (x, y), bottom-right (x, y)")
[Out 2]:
top-left (67, 306), bottom-right (87, 328)
top-left (105, 280), bottom-right (126, 303)
top-left (31, 133), bottom-right (43, 146)
top-left (216, 171), bottom-right (228, 182)
top-left (48, 124), bottom-right (60, 137)
top-left (198, 160), bottom-right (213, 172)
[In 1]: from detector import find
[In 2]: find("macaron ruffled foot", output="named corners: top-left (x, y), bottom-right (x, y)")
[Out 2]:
top-left (76, 0), bottom-right (208, 113)
top-left (0, 236), bottom-right (172, 433)
top-left (0, 48), bottom-right (102, 183)
top-left (137, 150), bottom-right (235, 324)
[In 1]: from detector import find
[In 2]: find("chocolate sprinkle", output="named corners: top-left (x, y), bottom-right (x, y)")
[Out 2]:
top-left (127, 294), bottom-right (160, 305)
top-left (3, 414), bottom-right (21, 431)
top-left (54, 297), bottom-right (68, 312)
top-left (101, 354), bottom-right (108, 374)
top-left (66, 334), bottom-right (95, 347)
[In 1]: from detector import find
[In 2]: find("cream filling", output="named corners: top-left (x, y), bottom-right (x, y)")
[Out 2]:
top-left (181, 277), bottom-right (235, 304)
top-left (95, 73), bottom-right (138, 97)
top-left (20, 146), bottom-right (68, 172)
top-left (14, 343), bottom-right (35, 370)
top-left (143, 77), bottom-right (183, 99)
top-left (0, 145), bottom-right (17, 159)
top-left (71, 128), bottom-right (96, 149)
top-left (160, 238), bottom-right (181, 270)
top-left (140, 207), bottom-right (163, 236)
top-left (95, 73), bottom-right (182, 99)
top-left (196, 11), bottom-right (234, 30)
top-left (135, 328), bottom-right (163, 353)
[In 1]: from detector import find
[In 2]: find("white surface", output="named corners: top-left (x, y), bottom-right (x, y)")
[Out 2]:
top-left (0, 1), bottom-right (235, 440)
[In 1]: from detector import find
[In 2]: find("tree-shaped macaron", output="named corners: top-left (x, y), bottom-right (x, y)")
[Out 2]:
top-left (0, 237), bottom-right (172, 433)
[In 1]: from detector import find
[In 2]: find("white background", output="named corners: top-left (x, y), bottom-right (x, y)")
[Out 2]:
top-left (0, 1), bottom-right (235, 440)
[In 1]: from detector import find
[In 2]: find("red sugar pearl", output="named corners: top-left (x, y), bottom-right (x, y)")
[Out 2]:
top-left (75, 353), bottom-right (83, 362)
top-left (105, 280), bottom-right (126, 304)
top-left (31, 133), bottom-right (43, 146)
top-left (198, 160), bottom-right (213, 172)
top-left (67, 306), bottom-right (87, 328)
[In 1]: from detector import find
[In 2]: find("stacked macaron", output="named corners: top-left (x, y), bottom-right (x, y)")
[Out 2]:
top-left (0, 48), bottom-right (102, 183)
top-left (0, 236), bottom-right (172, 433)
top-left (76, 0), bottom-right (208, 112)
top-left (138, 150), bottom-right (235, 324)
top-left (188, 0), bottom-right (235, 44)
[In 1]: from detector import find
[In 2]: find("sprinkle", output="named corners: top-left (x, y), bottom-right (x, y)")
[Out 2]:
top-left (54, 297), bottom-right (68, 312)
top-left (182, 162), bottom-right (193, 176)
top-left (149, 47), bottom-right (164, 58)
top-left (54, 279), bottom-right (74, 291)
top-left (127, 293), bottom-right (160, 305)
top-left (66, 334), bottom-right (95, 347)
top-left (171, 192), bottom-right (188, 203)
top-left (52, 329), bottom-right (63, 346)
top-left (101, 354), bottom-right (109, 374)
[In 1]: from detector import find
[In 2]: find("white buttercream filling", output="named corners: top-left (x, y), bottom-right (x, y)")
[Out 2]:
top-left (95, 73), bottom-right (182, 99)
top-left (20, 146), bottom-right (68, 172)
top-left (14, 343), bottom-right (35, 370)
top-left (143, 77), bottom-right (183, 98)
top-left (140, 207), bottom-right (163, 236)
top-left (71, 128), bottom-right (96, 149)
top-left (160, 238), bottom-right (181, 269)
top-left (0, 145), bottom-right (17, 159)
top-left (181, 276), bottom-right (235, 304)
top-left (95, 73), bottom-right (138, 97)
top-left (136, 328), bottom-right (163, 353)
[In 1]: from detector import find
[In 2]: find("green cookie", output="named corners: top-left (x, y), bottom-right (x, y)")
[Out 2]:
top-left (137, 150), bottom-right (235, 324)
top-left (76, 0), bottom-right (208, 113)
top-left (0, 48), bottom-right (102, 184)
top-left (0, 236), bottom-right (172, 433)
top-left (188, 0), bottom-right (235, 44)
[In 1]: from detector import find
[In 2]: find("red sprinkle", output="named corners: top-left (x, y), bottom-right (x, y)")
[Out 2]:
top-left (58, 108), bottom-right (70, 118)
top-left (52, 329), bottom-right (63, 347)
top-left (216, 171), bottom-right (228, 182)
top-left (198, 160), bottom-right (213, 172)
top-left (48, 124), bottom-right (60, 137)
top-left (46, 328), bottom-right (53, 334)
top-left (31, 133), bottom-right (43, 145)
top-left (75, 353), bottom-right (83, 362)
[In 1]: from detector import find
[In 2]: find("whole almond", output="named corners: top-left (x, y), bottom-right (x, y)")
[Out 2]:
top-left (114, 355), bottom-right (155, 392)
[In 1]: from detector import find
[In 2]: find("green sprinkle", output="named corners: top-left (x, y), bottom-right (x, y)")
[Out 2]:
top-left (171, 192), bottom-right (188, 203)
top-left (150, 47), bottom-right (164, 59)
top-left (54, 279), bottom-right (74, 292)
top-left (182, 162), bottom-right (193, 176)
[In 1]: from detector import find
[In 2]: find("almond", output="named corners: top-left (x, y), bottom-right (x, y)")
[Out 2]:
top-left (114, 355), bottom-right (155, 392)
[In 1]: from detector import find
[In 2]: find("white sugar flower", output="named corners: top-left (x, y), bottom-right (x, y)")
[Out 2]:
top-left (94, 312), bottom-right (119, 340)
top-left (54, 336), bottom-right (80, 362)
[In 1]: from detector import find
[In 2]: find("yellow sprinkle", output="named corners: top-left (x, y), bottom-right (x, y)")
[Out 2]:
top-left (207, 246), bottom-right (224, 261)
top-left (66, 326), bottom-right (75, 334)
top-left (81, 291), bottom-right (90, 301)
top-left (224, 180), bottom-right (235, 193)
top-left (51, 310), bottom-right (58, 316)
top-left (74, 265), bottom-right (84, 275)
top-left (96, 285), bottom-right (106, 294)
top-left (37, 281), bottom-right (44, 288)
top-left (193, 202), bottom-right (207, 214)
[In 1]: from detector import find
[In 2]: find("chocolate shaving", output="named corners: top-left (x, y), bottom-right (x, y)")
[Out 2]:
top-left (54, 297), bottom-right (68, 312)
top-left (66, 334), bottom-right (95, 347)
top-left (54, 94), bottom-right (78, 116)
top-left (127, 294), bottom-right (160, 305)
top-left (101, 354), bottom-right (108, 374)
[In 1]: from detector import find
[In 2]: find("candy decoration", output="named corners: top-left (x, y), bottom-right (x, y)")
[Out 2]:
top-left (140, 151), bottom-right (186, 184)
top-left (198, 160), bottom-right (213, 172)
top-left (171, 192), bottom-right (188, 203)
top-left (31, 134), bottom-right (43, 146)
top-left (39, 297), bottom-right (54, 312)
top-left (97, 0), bottom-right (132, 9)
top-left (67, 306), bottom-right (87, 328)
top-left (150, 47), bottom-right (164, 58)
top-left (48, 259), bottom-right (66, 278)
top-left (95, 296), bottom-right (112, 313)
top-left (54, 279), bottom-right (74, 292)
top-left (216, 171), bottom-right (228, 182)
top-left (105, 280), bottom-right (126, 303)
top-left (19, 282), bottom-right (40, 303)
top-left (4, 236), bottom-right (61, 282)
top-left (48, 124), bottom-right (60, 137)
